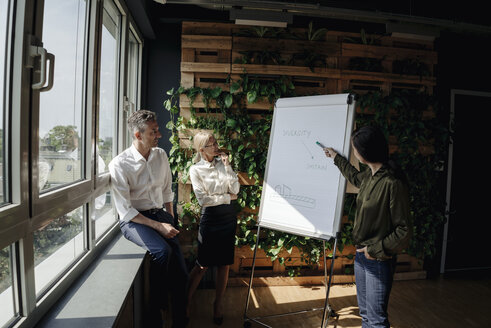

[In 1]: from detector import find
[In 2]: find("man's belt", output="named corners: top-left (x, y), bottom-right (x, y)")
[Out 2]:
top-left (142, 208), bottom-right (163, 214)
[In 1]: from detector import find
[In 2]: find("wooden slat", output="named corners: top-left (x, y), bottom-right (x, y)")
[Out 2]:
top-left (233, 245), bottom-right (423, 278)
top-left (232, 64), bottom-right (341, 78)
top-left (233, 36), bottom-right (339, 55)
top-left (179, 107), bottom-right (228, 122)
top-left (178, 183), bottom-right (192, 203)
top-left (342, 42), bottom-right (437, 63)
top-left (193, 72), bottom-right (230, 90)
top-left (181, 62), bottom-right (231, 73)
top-left (179, 94), bottom-right (273, 111)
top-left (331, 30), bottom-right (435, 50)
top-left (181, 21), bottom-right (233, 36)
top-left (237, 172), bottom-right (257, 186)
top-left (181, 48), bottom-right (195, 62)
top-left (180, 72), bottom-right (194, 88)
top-left (182, 35), bottom-right (232, 49)
top-left (341, 70), bottom-right (436, 85)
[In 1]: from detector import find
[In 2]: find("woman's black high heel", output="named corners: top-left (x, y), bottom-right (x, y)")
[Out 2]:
top-left (213, 316), bottom-right (223, 325)
top-left (213, 301), bottom-right (223, 325)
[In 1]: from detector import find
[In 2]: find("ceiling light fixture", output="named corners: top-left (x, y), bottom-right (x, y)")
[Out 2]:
top-left (230, 8), bottom-right (292, 28)
top-left (386, 22), bottom-right (440, 41)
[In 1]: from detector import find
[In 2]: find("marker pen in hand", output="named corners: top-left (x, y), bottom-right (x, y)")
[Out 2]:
top-left (317, 141), bottom-right (335, 158)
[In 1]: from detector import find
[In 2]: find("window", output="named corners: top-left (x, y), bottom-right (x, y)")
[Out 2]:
top-left (0, 0), bottom-right (11, 204)
top-left (34, 206), bottom-right (84, 296)
top-left (94, 190), bottom-right (117, 240)
top-left (98, 0), bottom-right (121, 174)
top-left (0, 0), bottom-right (143, 324)
top-left (38, 0), bottom-right (88, 191)
top-left (0, 245), bottom-right (15, 327)
top-left (123, 29), bottom-right (141, 148)
top-left (127, 30), bottom-right (139, 109)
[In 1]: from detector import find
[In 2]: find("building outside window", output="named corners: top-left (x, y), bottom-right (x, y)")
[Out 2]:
top-left (34, 206), bottom-right (84, 297)
top-left (123, 29), bottom-right (140, 148)
top-left (98, 0), bottom-right (121, 174)
top-left (38, 0), bottom-right (87, 192)
top-left (0, 245), bottom-right (15, 327)
top-left (94, 190), bottom-right (116, 240)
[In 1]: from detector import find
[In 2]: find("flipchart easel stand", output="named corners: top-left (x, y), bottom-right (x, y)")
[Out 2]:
top-left (242, 227), bottom-right (341, 328)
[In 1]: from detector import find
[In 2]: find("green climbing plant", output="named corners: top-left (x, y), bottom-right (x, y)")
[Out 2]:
top-left (355, 90), bottom-right (449, 260)
top-left (164, 24), bottom-right (448, 274)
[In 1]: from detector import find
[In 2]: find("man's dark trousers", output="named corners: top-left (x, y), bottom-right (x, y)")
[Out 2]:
top-left (120, 209), bottom-right (189, 327)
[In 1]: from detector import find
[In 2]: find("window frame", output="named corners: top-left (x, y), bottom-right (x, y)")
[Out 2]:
top-left (120, 22), bottom-right (143, 150)
top-left (92, 0), bottom-right (124, 244)
top-left (91, 0), bottom-right (144, 244)
top-left (0, 0), bottom-right (144, 323)
top-left (29, 0), bottom-right (93, 232)
top-left (0, 0), bottom-right (13, 208)
top-left (0, 0), bottom-right (31, 248)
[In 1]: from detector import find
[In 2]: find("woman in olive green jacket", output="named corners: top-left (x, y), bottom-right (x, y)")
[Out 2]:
top-left (324, 125), bottom-right (411, 328)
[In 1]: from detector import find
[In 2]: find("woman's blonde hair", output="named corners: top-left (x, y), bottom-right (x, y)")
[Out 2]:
top-left (192, 130), bottom-right (214, 163)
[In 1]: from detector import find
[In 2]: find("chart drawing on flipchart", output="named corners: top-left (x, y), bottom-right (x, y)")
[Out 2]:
top-left (258, 94), bottom-right (355, 240)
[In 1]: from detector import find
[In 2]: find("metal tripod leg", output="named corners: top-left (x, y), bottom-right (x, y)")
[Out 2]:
top-left (243, 226), bottom-right (262, 327)
top-left (321, 235), bottom-right (340, 327)
top-left (243, 227), bottom-right (340, 328)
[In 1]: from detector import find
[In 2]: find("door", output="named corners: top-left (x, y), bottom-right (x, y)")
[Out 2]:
top-left (442, 90), bottom-right (491, 272)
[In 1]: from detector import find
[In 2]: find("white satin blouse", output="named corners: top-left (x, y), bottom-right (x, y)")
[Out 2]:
top-left (189, 157), bottom-right (240, 207)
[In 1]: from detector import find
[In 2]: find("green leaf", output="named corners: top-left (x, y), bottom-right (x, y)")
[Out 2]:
top-left (226, 118), bottom-right (237, 128)
top-left (166, 88), bottom-right (174, 96)
top-left (244, 150), bottom-right (253, 159)
top-left (247, 91), bottom-right (257, 103)
top-left (311, 28), bottom-right (327, 41)
top-left (170, 105), bottom-right (179, 115)
top-left (211, 87), bottom-right (222, 99)
top-left (230, 82), bottom-right (240, 94)
top-left (164, 99), bottom-right (171, 110)
top-left (269, 247), bottom-right (281, 256)
top-left (225, 93), bottom-right (233, 108)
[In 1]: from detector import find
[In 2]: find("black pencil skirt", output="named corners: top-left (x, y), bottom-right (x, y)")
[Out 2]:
top-left (197, 202), bottom-right (237, 267)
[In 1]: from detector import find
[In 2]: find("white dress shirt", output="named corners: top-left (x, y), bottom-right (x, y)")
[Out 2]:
top-left (189, 158), bottom-right (240, 207)
top-left (109, 145), bottom-right (174, 222)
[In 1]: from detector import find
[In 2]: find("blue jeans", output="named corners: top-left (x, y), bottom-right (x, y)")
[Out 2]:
top-left (354, 251), bottom-right (396, 328)
top-left (120, 209), bottom-right (189, 328)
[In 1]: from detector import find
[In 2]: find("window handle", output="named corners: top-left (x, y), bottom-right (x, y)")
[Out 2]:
top-left (30, 44), bottom-right (47, 90)
top-left (123, 96), bottom-right (135, 112)
top-left (39, 53), bottom-right (55, 92)
top-left (28, 37), bottom-right (55, 91)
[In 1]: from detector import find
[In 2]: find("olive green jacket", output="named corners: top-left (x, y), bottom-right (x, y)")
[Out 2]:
top-left (334, 155), bottom-right (412, 260)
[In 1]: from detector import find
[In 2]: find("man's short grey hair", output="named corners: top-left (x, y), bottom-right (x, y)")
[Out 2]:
top-left (127, 110), bottom-right (157, 135)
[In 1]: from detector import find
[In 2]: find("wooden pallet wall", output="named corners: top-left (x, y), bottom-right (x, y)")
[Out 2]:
top-left (180, 21), bottom-right (436, 98)
top-left (178, 21), bottom-right (435, 282)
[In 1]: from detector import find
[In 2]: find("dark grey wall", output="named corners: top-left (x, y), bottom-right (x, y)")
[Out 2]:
top-left (141, 22), bottom-right (181, 153)
top-left (430, 31), bottom-right (491, 276)
top-left (436, 31), bottom-right (491, 94)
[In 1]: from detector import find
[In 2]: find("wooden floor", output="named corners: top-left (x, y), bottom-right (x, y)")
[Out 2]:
top-left (182, 274), bottom-right (491, 328)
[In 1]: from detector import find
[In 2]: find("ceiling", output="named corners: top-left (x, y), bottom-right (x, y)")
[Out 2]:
top-left (130, 0), bottom-right (491, 39)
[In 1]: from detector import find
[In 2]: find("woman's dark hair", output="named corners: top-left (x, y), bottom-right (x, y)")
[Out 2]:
top-left (351, 125), bottom-right (407, 184)
top-left (351, 125), bottom-right (388, 164)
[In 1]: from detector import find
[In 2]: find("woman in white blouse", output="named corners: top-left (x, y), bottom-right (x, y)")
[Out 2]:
top-left (187, 131), bottom-right (240, 325)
